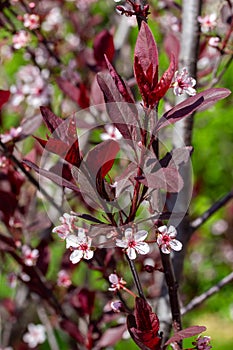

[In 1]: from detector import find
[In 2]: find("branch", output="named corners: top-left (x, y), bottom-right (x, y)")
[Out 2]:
top-left (126, 253), bottom-right (145, 299)
top-left (181, 271), bottom-right (233, 315)
top-left (0, 140), bottom-right (63, 215)
top-left (190, 190), bottom-right (233, 231)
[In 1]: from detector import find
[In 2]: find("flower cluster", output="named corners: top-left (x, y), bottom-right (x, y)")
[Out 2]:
top-left (171, 67), bottom-right (196, 96)
top-left (12, 30), bottom-right (31, 49)
top-left (53, 213), bottom-right (94, 264)
top-left (10, 65), bottom-right (52, 108)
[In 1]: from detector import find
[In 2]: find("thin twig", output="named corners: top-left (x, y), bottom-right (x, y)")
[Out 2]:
top-left (190, 190), bottom-right (233, 231)
top-left (126, 253), bottom-right (145, 299)
top-left (181, 271), bottom-right (233, 315)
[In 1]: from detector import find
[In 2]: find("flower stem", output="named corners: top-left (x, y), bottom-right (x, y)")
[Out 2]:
top-left (125, 253), bottom-right (145, 299)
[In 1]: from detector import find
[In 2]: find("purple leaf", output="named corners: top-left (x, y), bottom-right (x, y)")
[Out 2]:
top-left (155, 88), bottom-right (231, 131)
top-left (40, 106), bottom-right (62, 134)
top-left (97, 72), bottom-right (138, 140)
top-left (165, 325), bottom-right (207, 345)
top-left (93, 30), bottom-right (115, 67)
top-left (137, 167), bottom-right (184, 193)
top-left (23, 159), bottom-right (79, 192)
top-left (105, 55), bottom-right (135, 104)
top-left (95, 325), bottom-right (126, 349)
top-left (134, 22), bottom-right (158, 89)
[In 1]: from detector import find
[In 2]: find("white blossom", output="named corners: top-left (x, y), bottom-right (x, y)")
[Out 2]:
top-left (23, 323), bottom-right (46, 348)
top-left (116, 228), bottom-right (150, 260)
top-left (157, 225), bottom-right (182, 254)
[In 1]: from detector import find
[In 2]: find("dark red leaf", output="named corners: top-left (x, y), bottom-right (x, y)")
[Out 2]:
top-left (155, 88), bottom-right (231, 131)
top-left (94, 30), bottom-right (115, 67)
top-left (86, 139), bottom-right (120, 178)
top-left (134, 56), bottom-right (152, 106)
top-left (149, 54), bottom-right (176, 105)
top-left (137, 167), bottom-right (184, 193)
top-left (0, 190), bottom-right (18, 224)
top-left (70, 288), bottom-right (95, 316)
top-left (97, 72), bottom-right (138, 140)
top-left (165, 325), bottom-right (207, 345)
top-left (134, 22), bottom-right (158, 89)
top-left (105, 55), bottom-right (135, 104)
top-left (23, 159), bottom-right (79, 192)
top-left (127, 297), bottom-right (161, 350)
top-left (40, 106), bottom-right (62, 134)
top-left (0, 90), bottom-right (10, 109)
top-left (60, 319), bottom-right (85, 344)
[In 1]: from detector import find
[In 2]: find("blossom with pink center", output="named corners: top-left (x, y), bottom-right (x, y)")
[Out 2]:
top-left (42, 7), bottom-right (63, 32)
top-left (198, 13), bottom-right (217, 33)
top-left (116, 228), bottom-right (150, 260)
top-left (13, 30), bottom-right (31, 49)
top-left (193, 335), bottom-right (212, 350)
top-left (57, 269), bottom-right (72, 287)
top-left (100, 125), bottom-right (122, 141)
top-left (157, 225), bottom-right (182, 254)
top-left (23, 14), bottom-right (40, 30)
top-left (172, 68), bottom-right (196, 96)
top-left (23, 323), bottom-right (46, 348)
top-left (52, 213), bottom-right (78, 239)
top-left (66, 230), bottom-right (94, 264)
top-left (21, 245), bottom-right (39, 266)
top-left (0, 126), bottom-right (22, 143)
top-left (108, 273), bottom-right (127, 292)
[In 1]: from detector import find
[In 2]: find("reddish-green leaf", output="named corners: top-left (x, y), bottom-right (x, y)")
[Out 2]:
top-left (165, 325), bottom-right (207, 345)
top-left (155, 87), bottom-right (231, 131)
top-left (57, 78), bottom-right (89, 108)
top-left (40, 106), bottom-right (62, 134)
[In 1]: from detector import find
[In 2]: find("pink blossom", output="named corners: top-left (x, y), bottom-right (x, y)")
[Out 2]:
top-left (21, 245), bottom-right (39, 266)
top-left (110, 300), bottom-right (124, 313)
top-left (10, 65), bottom-right (51, 108)
top-left (66, 230), bottom-right (94, 264)
top-left (76, 0), bottom-right (97, 11)
top-left (108, 273), bottom-right (126, 291)
top-left (23, 14), bottom-right (40, 30)
top-left (193, 335), bottom-right (212, 350)
top-left (208, 36), bottom-right (220, 48)
top-left (0, 126), bottom-right (22, 143)
top-left (172, 68), bottom-right (196, 96)
top-left (23, 323), bottom-right (46, 348)
top-left (100, 125), bottom-right (122, 141)
top-left (13, 30), bottom-right (31, 49)
top-left (42, 7), bottom-right (63, 32)
top-left (52, 213), bottom-right (79, 239)
top-left (157, 225), bottom-right (182, 254)
top-left (198, 13), bottom-right (217, 33)
top-left (116, 228), bottom-right (150, 260)
top-left (57, 270), bottom-right (72, 287)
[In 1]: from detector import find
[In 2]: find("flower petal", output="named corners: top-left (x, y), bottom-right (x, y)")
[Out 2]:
top-left (83, 249), bottom-right (94, 260)
top-left (127, 247), bottom-right (136, 260)
top-left (116, 239), bottom-right (128, 248)
top-left (134, 230), bottom-right (148, 242)
top-left (161, 245), bottom-right (170, 254)
top-left (70, 250), bottom-right (83, 264)
top-left (167, 225), bottom-right (177, 238)
top-left (124, 228), bottom-right (133, 240)
top-left (158, 225), bottom-right (168, 234)
top-left (170, 239), bottom-right (182, 251)
top-left (66, 234), bottom-right (80, 248)
top-left (135, 242), bottom-right (150, 255)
